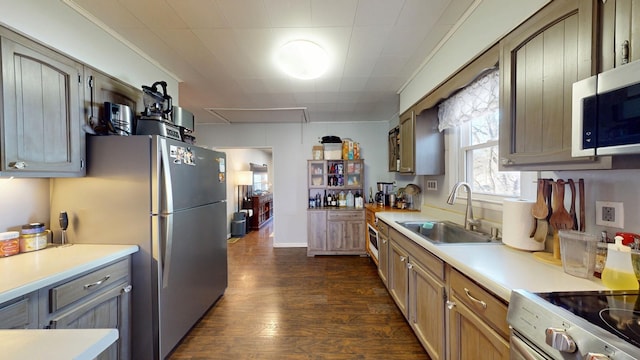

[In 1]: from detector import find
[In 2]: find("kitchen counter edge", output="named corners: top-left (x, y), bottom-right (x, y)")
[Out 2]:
top-left (0, 244), bottom-right (139, 304)
top-left (375, 212), bottom-right (607, 302)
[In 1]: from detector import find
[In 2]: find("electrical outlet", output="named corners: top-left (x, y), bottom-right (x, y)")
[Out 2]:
top-left (595, 201), bottom-right (624, 228)
top-left (426, 180), bottom-right (438, 191)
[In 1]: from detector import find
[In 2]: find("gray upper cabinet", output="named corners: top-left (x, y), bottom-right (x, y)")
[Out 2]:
top-left (0, 30), bottom-right (85, 177)
top-left (399, 110), bottom-right (415, 174)
top-left (499, 0), bottom-right (613, 170)
top-left (397, 108), bottom-right (444, 175)
top-left (84, 67), bottom-right (143, 132)
top-left (599, 0), bottom-right (640, 71)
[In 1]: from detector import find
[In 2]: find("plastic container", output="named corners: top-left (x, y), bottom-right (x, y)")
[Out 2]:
top-left (323, 143), bottom-right (342, 160)
top-left (0, 231), bottom-right (20, 257)
top-left (601, 236), bottom-right (639, 290)
top-left (558, 230), bottom-right (598, 278)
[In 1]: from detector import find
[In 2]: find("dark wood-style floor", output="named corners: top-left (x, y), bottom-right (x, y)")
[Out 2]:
top-left (168, 222), bottom-right (429, 359)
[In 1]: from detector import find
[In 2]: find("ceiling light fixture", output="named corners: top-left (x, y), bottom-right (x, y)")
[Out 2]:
top-left (275, 40), bottom-right (328, 80)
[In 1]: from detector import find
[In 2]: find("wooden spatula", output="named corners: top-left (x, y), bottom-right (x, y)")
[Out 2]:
top-left (568, 179), bottom-right (578, 230)
top-left (549, 179), bottom-right (574, 231)
top-left (549, 180), bottom-right (574, 260)
top-left (531, 179), bottom-right (549, 242)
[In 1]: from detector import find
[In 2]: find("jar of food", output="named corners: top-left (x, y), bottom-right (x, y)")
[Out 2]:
top-left (19, 223), bottom-right (49, 253)
top-left (0, 231), bottom-right (20, 257)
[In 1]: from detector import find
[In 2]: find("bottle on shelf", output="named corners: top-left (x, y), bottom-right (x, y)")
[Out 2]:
top-left (346, 190), bottom-right (354, 207)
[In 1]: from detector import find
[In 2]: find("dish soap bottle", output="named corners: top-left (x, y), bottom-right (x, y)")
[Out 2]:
top-left (601, 235), bottom-right (639, 290)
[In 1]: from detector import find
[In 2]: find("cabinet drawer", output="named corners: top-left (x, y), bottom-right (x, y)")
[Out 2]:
top-left (390, 228), bottom-right (444, 280)
top-left (327, 210), bottom-right (364, 221)
top-left (450, 268), bottom-right (509, 339)
top-left (49, 258), bottom-right (130, 312)
top-left (0, 294), bottom-right (35, 329)
top-left (376, 219), bottom-right (389, 236)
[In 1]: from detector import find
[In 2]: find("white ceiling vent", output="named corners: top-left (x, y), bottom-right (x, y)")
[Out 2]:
top-left (204, 108), bottom-right (309, 124)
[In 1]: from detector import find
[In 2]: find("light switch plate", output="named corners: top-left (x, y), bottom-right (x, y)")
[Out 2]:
top-left (595, 201), bottom-right (624, 228)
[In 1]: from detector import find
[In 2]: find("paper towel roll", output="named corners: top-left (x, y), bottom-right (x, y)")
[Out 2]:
top-left (502, 199), bottom-right (544, 251)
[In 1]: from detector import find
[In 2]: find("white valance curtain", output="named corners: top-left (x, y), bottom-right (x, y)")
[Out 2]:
top-left (437, 68), bottom-right (499, 132)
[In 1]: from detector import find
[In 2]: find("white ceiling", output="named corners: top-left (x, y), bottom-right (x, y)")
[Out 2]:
top-left (67, 0), bottom-right (474, 124)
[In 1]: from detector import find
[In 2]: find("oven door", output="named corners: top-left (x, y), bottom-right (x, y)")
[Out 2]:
top-left (367, 223), bottom-right (379, 261)
top-left (510, 330), bottom-right (553, 360)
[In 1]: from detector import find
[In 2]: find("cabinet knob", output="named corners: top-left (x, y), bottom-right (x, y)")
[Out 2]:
top-left (9, 161), bottom-right (27, 169)
top-left (585, 353), bottom-right (610, 360)
top-left (622, 40), bottom-right (630, 65)
top-left (400, 256), bottom-right (406, 262)
top-left (446, 300), bottom-right (456, 310)
top-left (407, 263), bottom-right (413, 270)
top-left (122, 284), bottom-right (133, 293)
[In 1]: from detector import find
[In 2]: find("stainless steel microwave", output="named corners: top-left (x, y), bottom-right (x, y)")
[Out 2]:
top-left (572, 59), bottom-right (640, 157)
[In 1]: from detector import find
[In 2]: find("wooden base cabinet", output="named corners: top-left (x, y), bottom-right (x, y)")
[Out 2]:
top-left (376, 220), bottom-right (390, 288)
top-left (0, 292), bottom-right (38, 329)
top-left (447, 268), bottom-right (509, 360)
top-left (388, 228), bottom-right (446, 360)
top-left (39, 258), bottom-right (132, 360)
top-left (307, 210), bottom-right (366, 256)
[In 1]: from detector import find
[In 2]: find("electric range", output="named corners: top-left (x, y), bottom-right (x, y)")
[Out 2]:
top-left (508, 289), bottom-right (640, 359)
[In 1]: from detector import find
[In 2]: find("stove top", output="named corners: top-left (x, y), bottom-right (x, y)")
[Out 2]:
top-left (537, 290), bottom-right (640, 348)
top-left (508, 289), bottom-right (640, 360)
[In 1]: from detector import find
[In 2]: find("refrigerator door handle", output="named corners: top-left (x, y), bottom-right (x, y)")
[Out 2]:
top-left (160, 138), bottom-right (174, 213)
top-left (161, 214), bottom-right (174, 289)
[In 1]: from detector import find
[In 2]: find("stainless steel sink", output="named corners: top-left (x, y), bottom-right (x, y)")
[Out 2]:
top-left (396, 220), bottom-right (501, 245)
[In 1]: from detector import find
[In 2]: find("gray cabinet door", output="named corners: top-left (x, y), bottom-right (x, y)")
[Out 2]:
top-left (1, 35), bottom-right (84, 176)
top-left (498, 0), bottom-right (608, 170)
top-left (48, 281), bottom-right (131, 360)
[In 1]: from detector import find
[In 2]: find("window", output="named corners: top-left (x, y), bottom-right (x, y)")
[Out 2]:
top-left (439, 69), bottom-right (534, 202)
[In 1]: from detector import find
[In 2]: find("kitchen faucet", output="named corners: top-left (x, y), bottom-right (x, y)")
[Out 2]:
top-left (447, 182), bottom-right (480, 231)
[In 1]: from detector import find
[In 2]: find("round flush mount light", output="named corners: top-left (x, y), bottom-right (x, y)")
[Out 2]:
top-left (275, 40), bottom-right (329, 80)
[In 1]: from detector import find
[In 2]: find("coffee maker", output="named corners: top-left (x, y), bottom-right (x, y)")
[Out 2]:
top-left (375, 182), bottom-right (394, 206)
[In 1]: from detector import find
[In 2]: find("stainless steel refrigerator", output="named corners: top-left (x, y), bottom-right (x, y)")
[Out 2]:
top-left (50, 135), bottom-right (228, 360)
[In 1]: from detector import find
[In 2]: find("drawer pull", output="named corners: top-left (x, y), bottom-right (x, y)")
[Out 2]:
top-left (464, 287), bottom-right (487, 309)
top-left (83, 275), bottom-right (111, 290)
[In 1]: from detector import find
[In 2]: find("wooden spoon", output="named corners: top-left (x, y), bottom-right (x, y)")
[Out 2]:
top-left (568, 179), bottom-right (578, 230)
top-left (549, 180), bottom-right (574, 231)
top-left (579, 179), bottom-right (585, 232)
top-left (531, 179), bottom-right (549, 219)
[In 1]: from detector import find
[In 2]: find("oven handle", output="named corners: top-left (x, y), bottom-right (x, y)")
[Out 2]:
top-left (510, 332), bottom-right (548, 360)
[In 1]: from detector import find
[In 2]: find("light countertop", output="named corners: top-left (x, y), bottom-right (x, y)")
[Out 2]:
top-left (376, 212), bottom-right (608, 301)
top-left (0, 329), bottom-right (118, 359)
top-left (0, 244), bottom-right (139, 303)
top-left (0, 244), bottom-right (137, 359)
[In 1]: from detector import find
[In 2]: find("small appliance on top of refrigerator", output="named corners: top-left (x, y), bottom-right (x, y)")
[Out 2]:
top-left (136, 81), bottom-right (182, 141)
top-left (50, 135), bottom-right (228, 360)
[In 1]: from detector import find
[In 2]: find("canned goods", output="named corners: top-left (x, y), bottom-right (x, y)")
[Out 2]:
top-left (0, 231), bottom-right (20, 257)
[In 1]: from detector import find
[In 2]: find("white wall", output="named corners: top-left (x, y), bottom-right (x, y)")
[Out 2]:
top-left (195, 121), bottom-right (389, 246)
top-left (399, 0), bottom-right (550, 113)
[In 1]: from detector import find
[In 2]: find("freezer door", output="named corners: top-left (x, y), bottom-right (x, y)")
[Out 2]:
top-left (155, 201), bottom-right (227, 358)
top-left (155, 137), bottom-right (226, 213)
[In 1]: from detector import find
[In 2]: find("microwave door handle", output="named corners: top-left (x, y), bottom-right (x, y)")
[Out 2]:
top-left (571, 76), bottom-right (597, 157)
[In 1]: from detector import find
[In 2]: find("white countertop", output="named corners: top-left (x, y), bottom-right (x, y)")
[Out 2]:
top-left (0, 329), bottom-right (118, 359)
top-left (0, 244), bottom-right (137, 358)
top-left (0, 244), bottom-right (139, 303)
top-left (376, 212), bottom-right (608, 301)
